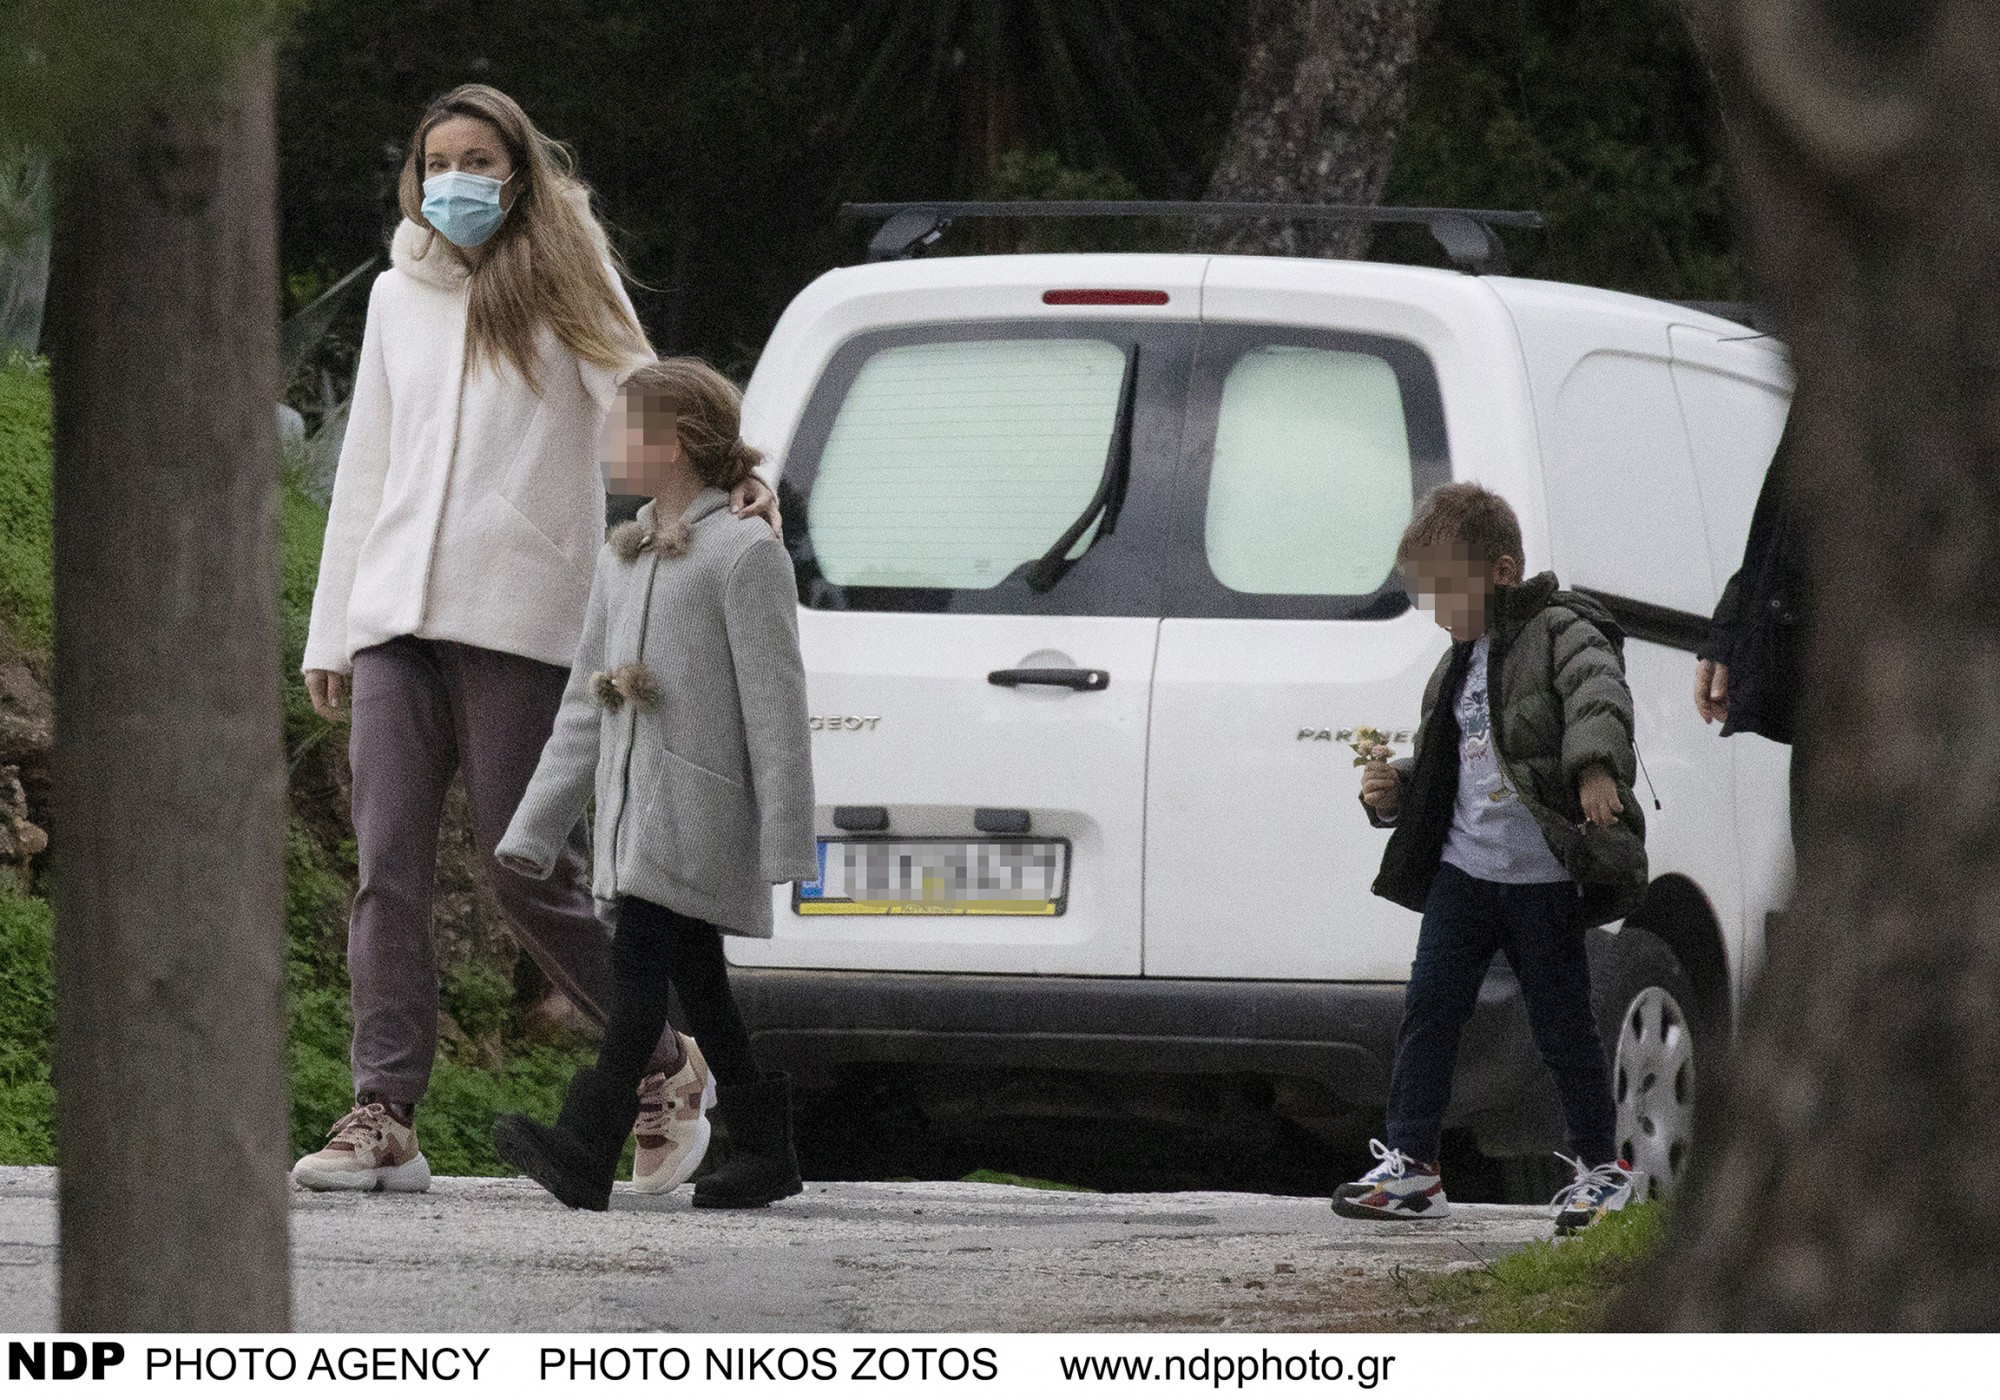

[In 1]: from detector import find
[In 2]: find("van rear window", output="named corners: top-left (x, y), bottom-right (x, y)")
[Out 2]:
top-left (1204, 345), bottom-right (1413, 597)
top-left (779, 321), bottom-right (1193, 616)
top-left (806, 339), bottom-right (1125, 590)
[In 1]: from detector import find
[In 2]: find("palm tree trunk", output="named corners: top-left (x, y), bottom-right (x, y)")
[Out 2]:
top-left (1203, 0), bottom-right (1443, 256)
top-left (44, 47), bottom-right (290, 1330)
top-left (1621, 0), bottom-right (2000, 1328)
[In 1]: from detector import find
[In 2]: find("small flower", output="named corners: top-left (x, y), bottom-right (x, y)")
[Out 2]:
top-left (1350, 724), bottom-right (1394, 768)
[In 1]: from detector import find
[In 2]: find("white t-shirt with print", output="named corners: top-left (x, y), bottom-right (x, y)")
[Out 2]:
top-left (1439, 637), bottom-right (1573, 885)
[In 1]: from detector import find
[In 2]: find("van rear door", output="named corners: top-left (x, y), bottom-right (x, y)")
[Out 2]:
top-left (736, 314), bottom-right (1196, 976)
top-left (1141, 307), bottom-right (1454, 981)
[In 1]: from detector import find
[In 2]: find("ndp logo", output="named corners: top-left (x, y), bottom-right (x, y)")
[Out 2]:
top-left (8, 1341), bottom-right (127, 1381)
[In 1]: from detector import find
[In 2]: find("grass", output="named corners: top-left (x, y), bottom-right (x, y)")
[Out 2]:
top-left (1413, 1198), bottom-right (1665, 1330)
top-left (959, 1168), bottom-right (1096, 1193)
top-left (0, 352), bottom-right (598, 1178)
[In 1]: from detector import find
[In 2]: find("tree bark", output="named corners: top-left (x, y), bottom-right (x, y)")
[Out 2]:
top-left (1621, 0), bottom-right (2000, 1328)
top-left (1203, 0), bottom-right (1442, 256)
top-left (45, 48), bottom-right (290, 1330)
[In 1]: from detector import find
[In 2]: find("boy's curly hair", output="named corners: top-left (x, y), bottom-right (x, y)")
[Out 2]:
top-left (1397, 481), bottom-right (1525, 570)
top-left (619, 356), bottom-right (764, 492)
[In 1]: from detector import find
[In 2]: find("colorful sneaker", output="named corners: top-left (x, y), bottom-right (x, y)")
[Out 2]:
top-left (1550, 1153), bottom-right (1634, 1234)
top-left (1332, 1138), bottom-right (1450, 1220)
top-left (631, 1037), bottom-right (716, 1194)
top-left (291, 1102), bottom-right (431, 1192)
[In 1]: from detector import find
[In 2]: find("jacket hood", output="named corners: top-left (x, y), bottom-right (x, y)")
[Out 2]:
top-left (390, 183), bottom-right (612, 292)
top-left (1494, 571), bottom-right (1626, 654)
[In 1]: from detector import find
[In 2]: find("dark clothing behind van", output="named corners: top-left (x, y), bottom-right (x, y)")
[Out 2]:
top-left (1700, 427), bottom-right (1803, 745)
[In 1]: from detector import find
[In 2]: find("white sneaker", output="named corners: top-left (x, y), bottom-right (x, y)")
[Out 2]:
top-left (631, 1037), bottom-right (715, 1194)
top-left (1332, 1138), bottom-right (1451, 1220)
top-left (1551, 1153), bottom-right (1634, 1234)
top-left (291, 1102), bottom-right (432, 1192)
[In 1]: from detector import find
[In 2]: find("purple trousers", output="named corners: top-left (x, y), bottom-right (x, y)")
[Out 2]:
top-left (346, 636), bottom-right (674, 1104)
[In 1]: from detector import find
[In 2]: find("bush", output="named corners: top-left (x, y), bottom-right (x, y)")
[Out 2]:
top-left (0, 882), bottom-right (54, 1165)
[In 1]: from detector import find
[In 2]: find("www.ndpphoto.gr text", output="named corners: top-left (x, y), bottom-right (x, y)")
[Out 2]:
top-left (1059, 1348), bottom-right (1396, 1387)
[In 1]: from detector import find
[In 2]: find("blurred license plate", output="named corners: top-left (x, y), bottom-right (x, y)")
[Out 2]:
top-left (795, 839), bottom-right (1069, 916)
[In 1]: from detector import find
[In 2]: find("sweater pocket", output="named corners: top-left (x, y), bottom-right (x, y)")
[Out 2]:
top-left (633, 748), bottom-right (756, 898)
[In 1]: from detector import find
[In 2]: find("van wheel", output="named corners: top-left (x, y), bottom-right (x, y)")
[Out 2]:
top-left (1591, 928), bottom-right (1704, 1201)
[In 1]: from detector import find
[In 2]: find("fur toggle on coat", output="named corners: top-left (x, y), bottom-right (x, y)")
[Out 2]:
top-left (608, 519), bottom-right (692, 562)
top-left (588, 662), bottom-right (661, 712)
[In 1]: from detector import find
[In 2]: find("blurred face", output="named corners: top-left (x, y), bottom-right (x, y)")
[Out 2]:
top-left (600, 388), bottom-right (689, 497)
top-left (1401, 541), bottom-right (1519, 642)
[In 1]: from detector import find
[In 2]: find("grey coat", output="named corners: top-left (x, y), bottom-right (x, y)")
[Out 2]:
top-left (498, 489), bottom-right (817, 936)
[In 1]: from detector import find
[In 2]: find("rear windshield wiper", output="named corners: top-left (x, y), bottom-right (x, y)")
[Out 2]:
top-left (1025, 343), bottom-right (1139, 594)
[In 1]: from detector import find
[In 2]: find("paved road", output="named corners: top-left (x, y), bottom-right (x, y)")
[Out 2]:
top-left (0, 1167), bottom-right (1554, 1331)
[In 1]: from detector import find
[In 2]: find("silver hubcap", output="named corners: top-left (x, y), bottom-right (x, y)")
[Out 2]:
top-left (1613, 986), bottom-right (1695, 1199)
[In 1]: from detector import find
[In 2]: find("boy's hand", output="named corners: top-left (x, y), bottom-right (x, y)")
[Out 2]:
top-left (1694, 658), bottom-right (1730, 725)
top-left (1360, 745), bottom-right (1401, 816)
top-left (1578, 763), bottom-right (1624, 828)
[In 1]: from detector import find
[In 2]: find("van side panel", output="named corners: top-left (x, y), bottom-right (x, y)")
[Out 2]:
top-left (1495, 283), bottom-right (1750, 993)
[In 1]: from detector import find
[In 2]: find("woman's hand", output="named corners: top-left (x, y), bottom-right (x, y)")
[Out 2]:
top-left (1577, 762), bottom-right (1625, 828)
top-left (730, 474), bottom-right (783, 541)
top-left (1694, 658), bottom-right (1730, 725)
top-left (1359, 745), bottom-right (1401, 816)
top-left (305, 669), bottom-right (348, 723)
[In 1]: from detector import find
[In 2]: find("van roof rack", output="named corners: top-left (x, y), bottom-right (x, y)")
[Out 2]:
top-left (841, 201), bottom-right (1544, 275)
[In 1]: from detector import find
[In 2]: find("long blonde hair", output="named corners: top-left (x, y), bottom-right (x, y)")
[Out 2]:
top-left (398, 84), bottom-right (649, 388)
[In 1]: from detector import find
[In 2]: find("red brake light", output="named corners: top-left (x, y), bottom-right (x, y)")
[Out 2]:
top-left (1041, 289), bottom-right (1170, 306)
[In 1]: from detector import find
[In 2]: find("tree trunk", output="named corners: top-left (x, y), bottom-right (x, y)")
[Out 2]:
top-left (1621, 0), bottom-right (2000, 1328)
top-left (1203, 0), bottom-right (1442, 256)
top-left (45, 48), bottom-right (290, 1330)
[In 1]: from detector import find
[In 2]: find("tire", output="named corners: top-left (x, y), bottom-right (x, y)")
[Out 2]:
top-left (1588, 926), bottom-right (1706, 1201)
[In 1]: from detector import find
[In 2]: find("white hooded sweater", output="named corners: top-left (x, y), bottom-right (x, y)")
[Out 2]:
top-left (303, 214), bottom-right (651, 674)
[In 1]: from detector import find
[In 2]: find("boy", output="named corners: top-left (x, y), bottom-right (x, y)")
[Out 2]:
top-left (1336, 482), bottom-right (1646, 1233)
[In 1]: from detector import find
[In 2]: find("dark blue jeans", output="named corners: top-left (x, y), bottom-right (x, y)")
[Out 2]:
top-left (1384, 861), bottom-right (1618, 1166)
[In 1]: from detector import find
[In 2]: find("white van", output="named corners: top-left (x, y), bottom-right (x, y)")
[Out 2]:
top-left (729, 216), bottom-right (1794, 1196)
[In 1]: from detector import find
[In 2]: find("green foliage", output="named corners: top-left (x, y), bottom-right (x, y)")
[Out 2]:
top-left (1424, 1198), bottom-right (1667, 1330)
top-left (0, 0), bottom-right (293, 159)
top-left (0, 353), bottom-right (52, 654)
top-left (0, 880), bottom-right (54, 1164)
top-left (1381, 0), bottom-right (1740, 300)
top-left (960, 1168), bottom-right (1095, 1193)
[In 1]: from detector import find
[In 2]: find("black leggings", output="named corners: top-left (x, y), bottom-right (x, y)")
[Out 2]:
top-left (593, 896), bottom-right (762, 1093)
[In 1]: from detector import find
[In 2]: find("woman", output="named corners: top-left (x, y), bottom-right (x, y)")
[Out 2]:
top-left (293, 85), bottom-right (778, 1193)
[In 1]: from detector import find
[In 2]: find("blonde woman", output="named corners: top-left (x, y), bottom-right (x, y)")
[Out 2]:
top-left (294, 85), bottom-right (777, 1193)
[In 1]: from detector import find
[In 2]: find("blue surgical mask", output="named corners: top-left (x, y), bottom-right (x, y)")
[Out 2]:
top-left (421, 170), bottom-right (513, 248)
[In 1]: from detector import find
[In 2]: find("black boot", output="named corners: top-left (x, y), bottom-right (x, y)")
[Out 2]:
top-left (692, 1071), bottom-right (803, 1208)
top-left (494, 1066), bottom-right (635, 1211)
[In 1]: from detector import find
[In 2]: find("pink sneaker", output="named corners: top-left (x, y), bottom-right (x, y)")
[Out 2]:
top-left (291, 1102), bottom-right (431, 1192)
top-left (631, 1038), bottom-right (715, 1194)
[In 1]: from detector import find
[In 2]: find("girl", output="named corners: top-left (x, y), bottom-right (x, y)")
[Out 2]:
top-left (494, 357), bottom-right (816, 1211)
top-left (294, 85), bottom-right (779, 1194)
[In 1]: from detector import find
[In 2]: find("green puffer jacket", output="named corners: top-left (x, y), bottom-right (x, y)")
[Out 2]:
top-left (1370, 571), bottom-right (1648, 927)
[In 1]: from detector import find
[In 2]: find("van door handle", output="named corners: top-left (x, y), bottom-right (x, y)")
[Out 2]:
top-left (987, 668), bottom-right (1110, 691)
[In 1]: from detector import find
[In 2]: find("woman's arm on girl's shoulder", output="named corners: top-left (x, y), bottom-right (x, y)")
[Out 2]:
top-left (302, 276), bottom-right (394, 675)
top-left (496, 552), bottom-right (612, 879)
top-left (722, 535), bottom-right (818, 885)
top-left (576, 258), bottom-right (657, 410)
